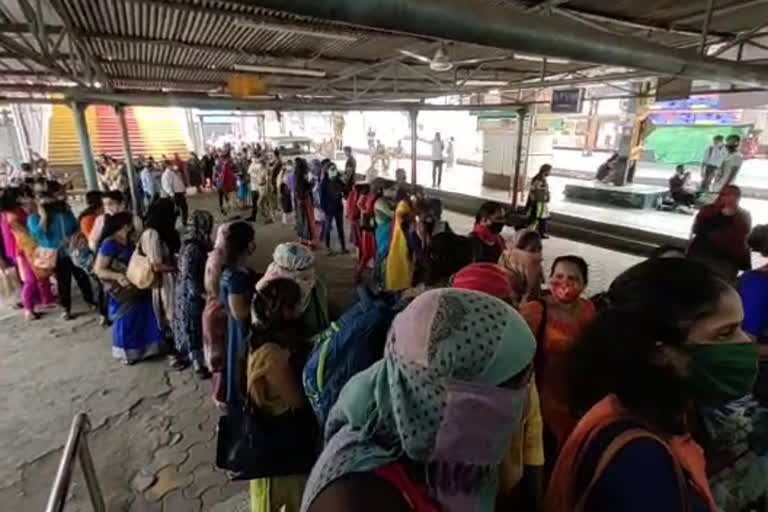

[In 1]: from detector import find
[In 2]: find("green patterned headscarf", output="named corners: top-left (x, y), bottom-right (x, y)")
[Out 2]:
top-left (301, 288), bottom-right (536, 512)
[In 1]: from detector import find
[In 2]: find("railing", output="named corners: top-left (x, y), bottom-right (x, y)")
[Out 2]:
top-left (45, 413), bottom-right (106, 512)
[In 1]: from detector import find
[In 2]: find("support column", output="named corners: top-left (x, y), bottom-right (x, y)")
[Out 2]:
top-left (114, 104), bottom-right (140, 214)
top-left (10, 104), bottom-right (30, 163)
top-left (511, 108), bottom-right (528, 209)
top-left (409, 108), bottom-right (418, 185)
top-left (72, 102), bottom-right (98, 191)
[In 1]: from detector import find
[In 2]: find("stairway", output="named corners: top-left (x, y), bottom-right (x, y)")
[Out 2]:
top-left (47, 105), bottom-right (191, 170)
top-left (47, 104), bottom-right (94, 167)
top-left (132, 106), bottom-right (190, 160)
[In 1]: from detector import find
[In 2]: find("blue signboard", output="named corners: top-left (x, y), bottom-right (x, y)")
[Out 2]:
top-left (551, 88), bottom-right (584, 113)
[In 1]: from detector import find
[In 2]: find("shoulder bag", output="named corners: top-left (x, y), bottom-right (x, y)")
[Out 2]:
top-left (126, 235), bottom-right (156, 289)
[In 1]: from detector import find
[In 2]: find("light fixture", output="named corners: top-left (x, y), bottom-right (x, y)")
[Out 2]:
top-left (514, 54), bottom-right (571, 65)
top-left (460, 80), bottom-right (509, 87)
top-left (234, 19), bottom-right (357, 42)
top-left (233, 63), bottom-right (326, 78)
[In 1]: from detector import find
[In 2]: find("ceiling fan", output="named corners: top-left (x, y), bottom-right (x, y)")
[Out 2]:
top-left (398, 43), bottom-right (509, 72)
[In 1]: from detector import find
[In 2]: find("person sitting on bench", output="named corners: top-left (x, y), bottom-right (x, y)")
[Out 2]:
top-left (595, 153), bottom-right (619, 182)
top-left (669, 165), bottom-right (696, 209)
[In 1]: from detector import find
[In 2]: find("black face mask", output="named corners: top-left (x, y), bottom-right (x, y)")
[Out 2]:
top-left (489, 222), bottom-right (504, 234)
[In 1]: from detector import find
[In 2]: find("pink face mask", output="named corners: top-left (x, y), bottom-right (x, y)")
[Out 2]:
top-left (550, 280), bottom-right (581, 303)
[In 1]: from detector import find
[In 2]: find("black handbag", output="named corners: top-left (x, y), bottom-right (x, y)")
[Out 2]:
top-left (216, 404), bottom-right (319, 480)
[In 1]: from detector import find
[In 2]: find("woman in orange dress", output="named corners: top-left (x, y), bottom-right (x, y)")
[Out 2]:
top-left (520, 255), bottom-right (595, 451)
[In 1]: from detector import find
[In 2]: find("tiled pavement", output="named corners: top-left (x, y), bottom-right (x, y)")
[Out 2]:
top-left (0, 194), bottom-right (644, 511)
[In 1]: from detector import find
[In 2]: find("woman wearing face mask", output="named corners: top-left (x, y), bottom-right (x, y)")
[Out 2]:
top-left (28, 192), bottom-right (96, 320)
top-left (547, 258), bottom-right (755, 512)
top-left (527, 165), bottom-right (551, 238)
top-left (520, 255), bottom-right (595, 450)
top-left (302, 288), bottom-right (536, 512)
top-left (499, 229), bottom-right (544, 301)
top-left (469, 201), bottom-right (506, 263)
top-left (688, 184), bottom-right (751, 283)
top-left (94, 212), bottom-right (164, 364)
top-left (219, 221), bottom-right (257, 407)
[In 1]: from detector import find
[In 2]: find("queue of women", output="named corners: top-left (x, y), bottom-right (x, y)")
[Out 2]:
top-left (1, 157), bottom-right (767, 512)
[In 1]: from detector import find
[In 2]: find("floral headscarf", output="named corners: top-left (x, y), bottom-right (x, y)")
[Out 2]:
top-left (204, 222), bottom-right (231, 297)
top-left (185, 210), bottom-right (214, 246)
top-left (301, 289), bottom-right (536, 512)
top-left (256, 242), bottom-right (316, 312)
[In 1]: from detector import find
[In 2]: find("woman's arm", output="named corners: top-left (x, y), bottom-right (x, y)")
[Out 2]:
top-left (228, 293), bottom-right (250, 322)
top-left (94, 253), bottom-right (129, 285)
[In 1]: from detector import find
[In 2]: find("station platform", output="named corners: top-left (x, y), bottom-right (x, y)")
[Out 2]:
top-left (345, 154), bottom-right (768, 254)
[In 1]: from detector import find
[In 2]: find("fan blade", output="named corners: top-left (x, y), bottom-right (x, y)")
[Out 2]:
top-left (452, 55), bottom-right (511, 66)
top-left (399, 49), bottom-right (433, 64)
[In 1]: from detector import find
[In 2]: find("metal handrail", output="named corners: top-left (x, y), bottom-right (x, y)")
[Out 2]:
top-left (45, 413), bottom-right (106, 512)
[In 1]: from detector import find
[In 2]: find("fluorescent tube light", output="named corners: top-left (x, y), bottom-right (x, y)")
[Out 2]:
top-left (233, 64), bottom-right (326, 78)
top-left (514, 54), bottom-right (571, 65)
top-left (461, 80), bottom-right (509, 87)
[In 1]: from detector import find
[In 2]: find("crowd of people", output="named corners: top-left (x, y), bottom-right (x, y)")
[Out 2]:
top-left (2, 144), bottom-right (768, 512)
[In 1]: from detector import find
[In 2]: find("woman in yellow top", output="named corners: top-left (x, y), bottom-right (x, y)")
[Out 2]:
top-left (384, 199), bottom-right (413, 291)
top-left (245, 277), bottom-right (317, 512)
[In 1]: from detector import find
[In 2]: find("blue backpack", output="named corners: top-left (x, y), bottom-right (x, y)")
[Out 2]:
top-left (303, 285), bottom-right (402, 427)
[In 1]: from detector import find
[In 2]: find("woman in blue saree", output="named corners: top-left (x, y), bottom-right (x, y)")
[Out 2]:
top-left (94, 212), bottom-right (163, 364)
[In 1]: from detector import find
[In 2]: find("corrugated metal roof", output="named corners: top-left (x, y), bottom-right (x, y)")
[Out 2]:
top-left (0, 0), bottom-right (764, 101)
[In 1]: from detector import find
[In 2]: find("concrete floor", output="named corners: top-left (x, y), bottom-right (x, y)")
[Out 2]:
top-left (0, 193), bottom-right (641, 511)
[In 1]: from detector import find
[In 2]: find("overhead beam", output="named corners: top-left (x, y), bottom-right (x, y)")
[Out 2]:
top-left (83, 33), bottom-right (377, 68)
top-left (505, 70), bottom-right (657, 89)
top-left (0, 23), bottom-right (62, 34)
top-left (99, 58), bottom-right (487, 84)
top-left (672, 0), bottom-right (768, 26)
top-left (554, 8), bottom-right (731, 38)
top-left (712, 23), bottom-right (768, 57)
top-left (0, 33), bottom-right (82, 84)
top-left (67, 89), bottom-right (534, 111)
top-left (527, 0), bottom-right (570, 13)
top-left (47, 0), bottom-right (110, 88)
top-left (237, 0), bottom-right (768, 86)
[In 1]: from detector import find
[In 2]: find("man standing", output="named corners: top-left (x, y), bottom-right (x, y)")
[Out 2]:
top-left (246, 157), bottom-right (265, 222)
top-left (162, 163), bottom-right (188, 225)
top-left (140, 164), bottom-right (158, 210)
top-left (430, 132), bottom-right (444, 188)
top-left (700, 135), bottom-right (726, 192)
top-left (713, 134), bottom-right (743, 192)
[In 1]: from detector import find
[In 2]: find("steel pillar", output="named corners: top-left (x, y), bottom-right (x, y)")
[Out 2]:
top-left (71, 102), bottom-right (97, 191)
top-left (409, 108), bottom-right (418, 185)
top-left (511, 108), bottom-right (527, 209)
top-left (114, 105), bottom-right (140, 213)
top-left (10, 104), bottom-right (30, 162)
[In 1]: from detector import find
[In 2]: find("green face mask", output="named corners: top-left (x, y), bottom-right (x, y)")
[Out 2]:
top-left (680, 342), bottom-right (759, 404)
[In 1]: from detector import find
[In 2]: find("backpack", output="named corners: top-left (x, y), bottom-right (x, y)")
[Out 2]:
top-left (69, 232), bottom-right (93, 271)
top-left (303, 285), bottom-right (403, 428)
